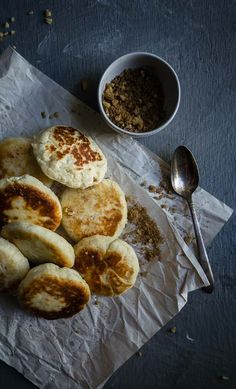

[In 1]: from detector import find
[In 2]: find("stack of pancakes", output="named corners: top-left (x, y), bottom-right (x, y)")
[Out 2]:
top-left (0, 126), bottom-right (139, 319)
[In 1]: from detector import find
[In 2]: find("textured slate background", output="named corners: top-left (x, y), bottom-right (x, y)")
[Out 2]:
top-left (0, 1), bottom-right (235, 388)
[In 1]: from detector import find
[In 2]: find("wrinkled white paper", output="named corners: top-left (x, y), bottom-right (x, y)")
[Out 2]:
top-left (0, 48), bottom-right (233, 389)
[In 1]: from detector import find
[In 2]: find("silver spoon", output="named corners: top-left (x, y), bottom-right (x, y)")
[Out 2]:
top-left (171, 145), bottom-right (214, 293)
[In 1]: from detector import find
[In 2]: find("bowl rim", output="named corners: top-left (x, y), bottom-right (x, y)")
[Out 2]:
top-left (98, 51), bottom-right (181, 137)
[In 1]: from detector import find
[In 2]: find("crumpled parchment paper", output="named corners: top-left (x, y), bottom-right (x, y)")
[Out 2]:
top-left (0, 48), bottom-right (233, 389)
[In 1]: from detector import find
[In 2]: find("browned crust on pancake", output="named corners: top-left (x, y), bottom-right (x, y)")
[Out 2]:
top-left (19, 275), bottom-right (90, 319)
top-left (61, 182), bottom-right (124, 240)
top-left (74, 248), bottom-right (134, 296)
top-left (49, 126), bottom-right (102, 169)
top-left (64, 212), bottom-right (123, 240)
top-left (0, 138), bottom-right (51, 185)
top-left (0, 139), bottom-right (31, 179)
top-left (0, 183), bottom-right (61, 230)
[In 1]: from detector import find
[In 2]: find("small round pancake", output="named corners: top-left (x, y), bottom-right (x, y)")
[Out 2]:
top-left (0, 237), bottom-right (29, 292)
top-left (0, 137), bottom-right (52, 187)
top-left (74, 235), bottom-right (139, 296)
top-left (0, 175), bottom-right (62, 230)
top-left (1, 222), bottom-right (75, 267)
top-left (61, 179), bottom-right (127, 241)
top-left (18, 263), bottom-right (91, 319)
top-left (32, 125), bottom-right (107, 188)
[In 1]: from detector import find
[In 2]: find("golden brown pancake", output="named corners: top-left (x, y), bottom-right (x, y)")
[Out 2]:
top-left (61, 179), bottom-right (127, 241)
top-left (0, 237), bottom-right (30, 292)
top-left (1, 222), bottom-right (75, 267)
top-left (74, 235), bottom-right (139, 296)
top-left (0, 175), bottom-right (62, 230)
top-left (0, 137), bottom-right (52, 186)
top-left (32, 126), bottom-right (107, 188)
top-left (18, 263), bottom-right (91, 319)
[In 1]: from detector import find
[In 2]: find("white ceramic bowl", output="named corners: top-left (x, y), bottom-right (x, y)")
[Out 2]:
top-left (98, 52), bottom-right (181, 137)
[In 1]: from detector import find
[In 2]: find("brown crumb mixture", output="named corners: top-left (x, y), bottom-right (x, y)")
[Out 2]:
top-left (140, 271), bottom-right (148, 277)
top-left (159, 177), bottom-right (172, 194)
top-left (102, 67), bottom-right (165, 133)
top-left (148, 185), bottom-right (157, 193)
top-left (184, 234), bottom-right (194, 245)
top-left (148, 177), bottom-right (174, 200)
top-left (161, 204), bottom-right (168, 209)
top-left (123, 200), bottom-right (164, 261)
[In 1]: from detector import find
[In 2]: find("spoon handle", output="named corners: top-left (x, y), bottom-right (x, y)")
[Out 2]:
top-left (188, 198), bottom-right (214, 293)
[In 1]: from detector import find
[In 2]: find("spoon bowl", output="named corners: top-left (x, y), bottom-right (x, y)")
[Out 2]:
top-left (171, 146), bottom-right (199, 199)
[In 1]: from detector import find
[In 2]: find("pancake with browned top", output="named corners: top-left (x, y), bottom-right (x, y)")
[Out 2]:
top-left (32, 125), bottom-right (107, 188)
top-left (74, 235), bottom-right (139, 296)
top-left (18, 263), bottom-right (90, 319)
top-left (1, 222), bottom-right (74, 267)
top-left (0, 175), bottom-right (62, 230)
top-left (61, 179), bottom-right (127, 241)
top-left (0, 237), bottom-right (29, 292)
top-left (0, 137), bottom-right (52, 186)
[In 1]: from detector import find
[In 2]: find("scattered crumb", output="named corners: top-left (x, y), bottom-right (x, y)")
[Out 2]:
top-left (159, 177), bottom-right (173, 194)
top-left (41, 111), bottom-right (46, 119)
top-left (169, 326), bottom-right (177, 334)
top-left (53, 111), bottom-right (59, 118)
top-left (184, 234), bottom-right (194, 245)
top-left (10, 17), bottom-right (15, 23)
top-left (10, 30), bottom-right (15, 35)
top-left (166, 194), bottom-right (174, 199)
top-left (161, 204), bottom-right (168, 209)
top-left (49, 114), bottom-right (54, 119)
top-left (136, 351), bottom-right (142, 357)
top-left (148, 184), bottom-right (158, 193)
top-left (145, 178), bottom-right (175, 202)
top-left (5, 22), bottom-right (10, 29)
top-left (123, 199), bottom-right (164, 262)
top-left (44, 17), bottom-right (53, 25)
top-left (27, 10), bottom-right (34, 15)
top-left (140, 181), bottom-right (146, 187)
top-left (140, 272), bottom-right (147, 277)
top-left (44, 9), bottom-right (52, 17)
top-left (12, 45), bottom-right (16, 49)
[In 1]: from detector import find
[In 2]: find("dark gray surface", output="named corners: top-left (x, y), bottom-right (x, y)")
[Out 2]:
top-left (0, 1), bottom-right (235, 388)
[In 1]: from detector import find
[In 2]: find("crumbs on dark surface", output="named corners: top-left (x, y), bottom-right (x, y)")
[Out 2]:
top-left (123, 198), bottom-right (164, 261)
top-left (102, 67), bottom-right (166, 133)
top-left (169, 326), bottom-right (177, 334)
